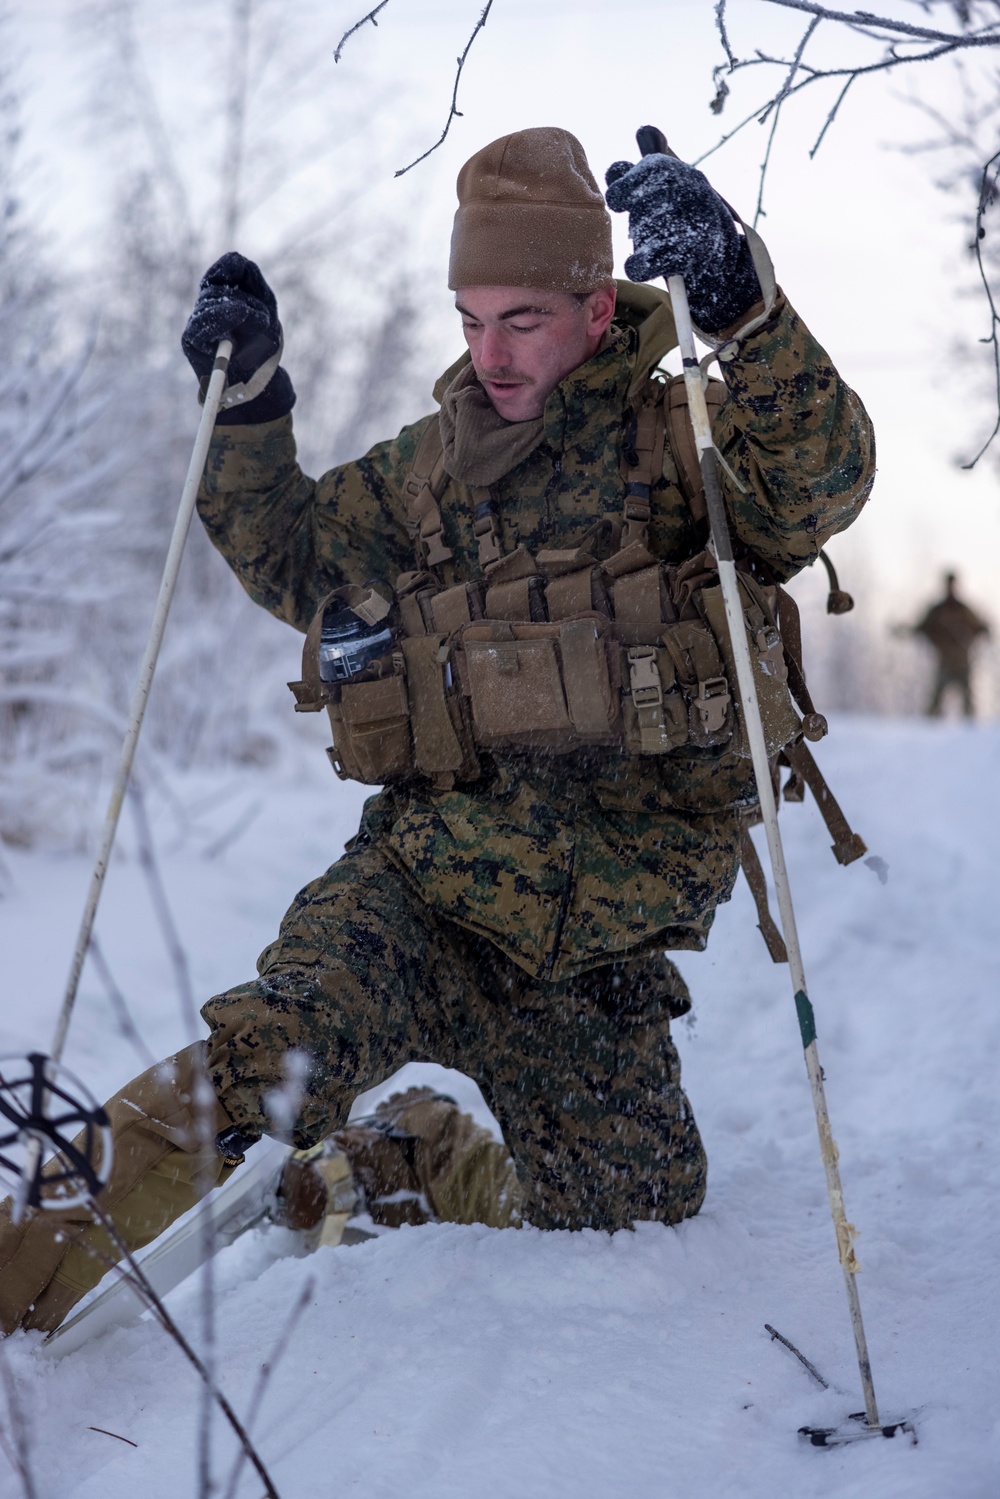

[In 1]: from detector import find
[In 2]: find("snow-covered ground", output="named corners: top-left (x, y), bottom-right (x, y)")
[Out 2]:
top-left (1, 716), bottom-right (998, 1498)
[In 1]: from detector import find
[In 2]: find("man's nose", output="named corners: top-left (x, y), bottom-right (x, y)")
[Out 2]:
top-left (480, 324), bottom-right (512, 370)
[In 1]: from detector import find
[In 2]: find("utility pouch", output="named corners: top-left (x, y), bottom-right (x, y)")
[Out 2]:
top-left (458, 617), bottom-right (618, 749)
top-left (537, 551), bottom-right (610, 623)
top-left (620, 644), bottom-right (689, 754)
top-left (288, 583), bottom-right (393, 711)
top-left (610, 563), bottom-right (673, 645)
top-left (399, 634), bottom-right (479, 788)
top-left (327, 663), bottom-right (413, 784)
top-left (291, 588), bottom-right (413, 785)
top-left (484, 574), bottom-right (547, 623)
top-left (428, 582), bottom-right (485, 635)
top-left (660, 619), bottom-right (734, 747)
top-left (698, 576), bottom-right (801, 758)
top-left (395, 571), bottom-right (441, 637)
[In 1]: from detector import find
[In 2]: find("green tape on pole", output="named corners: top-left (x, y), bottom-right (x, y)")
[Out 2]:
top-left (794, 989), bottom-right (817, 1049)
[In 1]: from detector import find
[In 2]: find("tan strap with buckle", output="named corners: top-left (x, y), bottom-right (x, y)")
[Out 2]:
top-left (619, 392), bottom-right (664, 550)
top-left (403, 420), bottom-right (452, 567)
top-left (739, 819), bottom-right (789, 963)
top-left (664, 375), bottom-right (727, 523)
top-left (782, 740), bottom-right (868, 867)
top-left (627, 645), bottom-right (671, 752)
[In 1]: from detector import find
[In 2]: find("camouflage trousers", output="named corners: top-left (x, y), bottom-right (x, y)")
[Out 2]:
top-left (927, 661), bottom-right (975, 718)
top-left (204, 840), bottom-right (706, 1234)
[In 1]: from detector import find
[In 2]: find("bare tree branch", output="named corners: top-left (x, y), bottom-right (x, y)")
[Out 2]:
top-left (86, 932), bottom-right (157, 1067)
top-left (762, 0), bottom-right (1000, 45)
top-left (128, 781), bottom-right (198, 1037)
top-left (753, 14), bottom-right (822, 224)
top-left (809, 69), bottom-right (857, 154)
top-left (334, 1), bottom-right (392, 64)
top-left (962, 145), bottom-right (1000, 464)
top-left (707, 1), bottom-right (1000, 456)
top-left (716, 0), bottom-right (739, 68)
top-left (221, 1279), bottom-right (315, 1499)
top-left (395, 1), bottom-right (495, 177)
top-left (0, 1342), bottom-right (37, 1499)
top-left (86, 1198), bottom-right (283, 1499)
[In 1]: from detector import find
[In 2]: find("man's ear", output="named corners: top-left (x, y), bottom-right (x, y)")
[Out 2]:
top-left (586, 285), bottom-right (617, 339)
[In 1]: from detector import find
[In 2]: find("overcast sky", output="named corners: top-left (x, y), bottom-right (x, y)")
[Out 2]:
top-left (11, 0), bottom-right (1000, 629)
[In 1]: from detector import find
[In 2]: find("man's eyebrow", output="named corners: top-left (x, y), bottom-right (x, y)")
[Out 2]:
top-left (454, 302), bottom-right (554, 320)
top-left (498, 304), bottom-right (553, 320)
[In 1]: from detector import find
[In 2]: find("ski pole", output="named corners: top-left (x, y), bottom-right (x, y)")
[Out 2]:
top-left (10, 338), bottom-right (234, 1223)
top-left (51, 336), bottom-right (234, 1065)
top-left (634, 126), bottom-right (881, 1429)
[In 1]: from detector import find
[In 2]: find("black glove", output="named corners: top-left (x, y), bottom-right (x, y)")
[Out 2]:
top-left (181, 251), bottom-right (295, 424)
top-left (604, 155), bottom-right (761, 334)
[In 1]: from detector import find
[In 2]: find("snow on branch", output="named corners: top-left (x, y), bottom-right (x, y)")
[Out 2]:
top-left (707, 0), bottom-right (1000, 186)
top-left (334, 0), bottom-right (392, 63)
top-left (764, 0), bottom-right (1000, 45)
top-left (964, 145), bottom-right (1000, 464)
top-left (707, 0), bottom-right (1000, 460)
top-left (394, 1), bottom-right (495, 177)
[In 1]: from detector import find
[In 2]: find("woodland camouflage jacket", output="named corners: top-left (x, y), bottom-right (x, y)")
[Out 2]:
top-left (197, 284), bottom-right (875, 981)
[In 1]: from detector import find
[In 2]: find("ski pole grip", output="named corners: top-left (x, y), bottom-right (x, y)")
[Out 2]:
top-left (636, 125), bottom-right (671, 158)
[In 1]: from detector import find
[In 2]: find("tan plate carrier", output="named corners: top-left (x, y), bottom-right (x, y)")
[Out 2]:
top-left (290, 375), bottom-right (803, 790)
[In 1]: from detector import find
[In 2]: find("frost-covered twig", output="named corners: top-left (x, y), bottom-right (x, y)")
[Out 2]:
top-left (764, 1321), bottom-right (830, 1387)
top-left (0, 1342), bottom-right (38, 1499)
top-left (753, 13), bottom-right (821, 224)
top-left (707, 0), bottom-right (1000, 455)
top-left (0, 327), bottom-right (98, 513)
top-left (763, 0), bottom-right (1000, 45)
top-left (963, 145), bottom-right (1000, 465)
top-left (86, 1199), bottom-right (282, 1499)
top-left (201, 798), bottom-right (263, 861)
top-left (127, 777), bottom-right (220, 1494)
top-left (197, 1218), bottom-right (216, 1499)
top-left (127, 781), bottom-right (198, 1037)
top-left (86, 933), bottom-right (157, 1067)
top-left (395, 1), bottom-right (495, 177)
top-left (334, 0), bottom-right (392, 62)
top-left (221, 1279), bottom-right (315, 1499)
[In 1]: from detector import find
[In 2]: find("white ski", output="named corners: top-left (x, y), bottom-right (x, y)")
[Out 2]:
top-left (42, 1139), bottom-right (290, 1357)
top-left (40, 1137), bottom-right (381, 1358)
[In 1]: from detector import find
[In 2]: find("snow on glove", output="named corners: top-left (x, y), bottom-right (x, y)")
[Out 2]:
top-left (604, 155), bottom-right (761, 334)
top-left (181, 251), bottom-right (295, 424)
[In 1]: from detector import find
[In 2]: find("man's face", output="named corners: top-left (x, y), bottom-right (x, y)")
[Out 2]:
top-left (455, 285), bottom-right (617, 422)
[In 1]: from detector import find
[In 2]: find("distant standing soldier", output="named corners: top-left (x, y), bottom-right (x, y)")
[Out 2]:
top-left (913, 572), bottom-right (990, 718)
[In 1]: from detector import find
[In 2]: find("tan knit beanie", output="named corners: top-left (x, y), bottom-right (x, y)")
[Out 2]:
top-left (448, 127), bottom-right (614, 293)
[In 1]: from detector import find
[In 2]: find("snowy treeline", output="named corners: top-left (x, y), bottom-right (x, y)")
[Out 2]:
top-left (0, 0), bottom-right (433, 850)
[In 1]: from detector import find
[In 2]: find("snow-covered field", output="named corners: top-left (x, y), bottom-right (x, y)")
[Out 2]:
top-left (1, 716), bottom-right (997, 1498)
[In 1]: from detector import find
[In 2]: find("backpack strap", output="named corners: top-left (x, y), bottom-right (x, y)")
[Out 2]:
top-left (664, 375), bottom-right (727, 524)
top-left (473, 489), bottom-right (504, 570)
top-left (773, 585), bottom-right (830, 743)
top-left (818, 548), bottom-right (855, 615)
top-left (402, 419), bottom-right (453, 569)
top-left (738, 816), bottom-right (788, 964)
top-left (619, 385), bottom-right (665, 550)
top-left (781, 740), bottom-right (868, 866)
